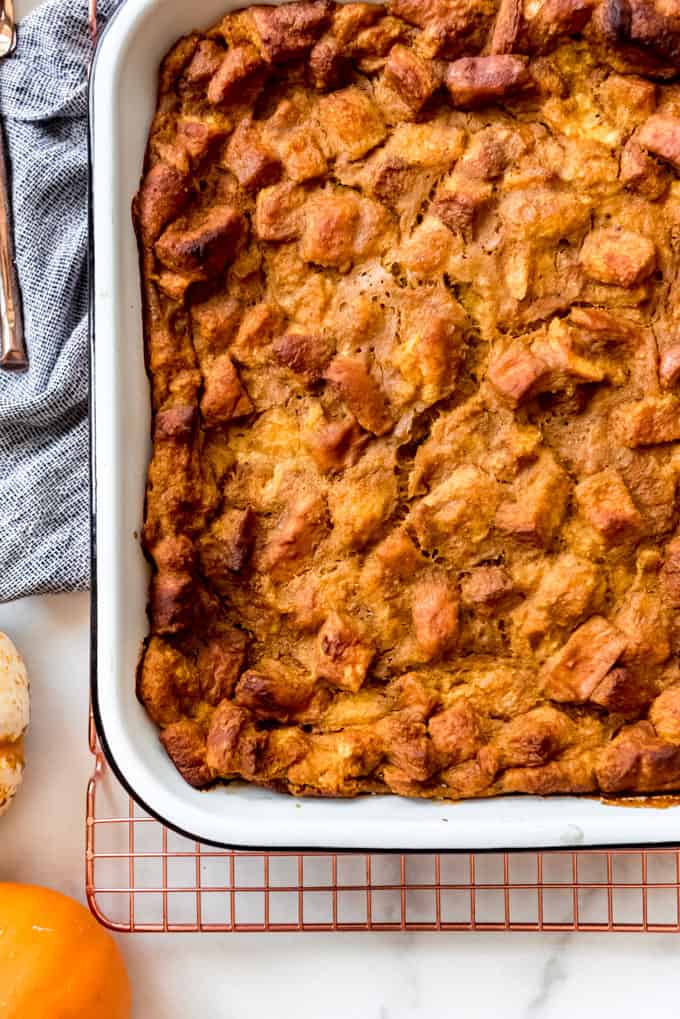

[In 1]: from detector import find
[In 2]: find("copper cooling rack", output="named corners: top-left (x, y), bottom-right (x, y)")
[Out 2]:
top-left (85, 715), bottom-right (680, 933)
top-left (84, 3), bottom-right (680, 936)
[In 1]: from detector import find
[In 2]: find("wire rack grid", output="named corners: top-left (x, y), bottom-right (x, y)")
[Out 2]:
top-left (85, 0), bottom-right (680, 938)
top-left (85, 714), bottom-right (680, 934)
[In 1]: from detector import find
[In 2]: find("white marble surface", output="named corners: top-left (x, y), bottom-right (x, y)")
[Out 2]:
top-left (3, 0), bottom-right (680, 1013)
top-left (4, 591), bottom-right (680, 1018)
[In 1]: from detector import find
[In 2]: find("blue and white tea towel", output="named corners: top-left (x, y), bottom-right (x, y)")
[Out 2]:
top-left (0, 0), bottom-right (116, 599)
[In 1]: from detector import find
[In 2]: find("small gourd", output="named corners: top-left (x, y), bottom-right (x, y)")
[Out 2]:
top-left (0, 632), bottom-right (29, 818)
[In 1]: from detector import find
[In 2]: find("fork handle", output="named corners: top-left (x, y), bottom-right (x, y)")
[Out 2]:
top-left (0, 118), bottom-right (26, 370)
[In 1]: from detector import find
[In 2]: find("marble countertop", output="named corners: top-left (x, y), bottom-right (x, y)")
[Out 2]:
top-left (3, 591), bottom-right (680, 1018)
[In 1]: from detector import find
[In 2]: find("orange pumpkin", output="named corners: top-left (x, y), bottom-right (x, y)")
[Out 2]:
top-left (0, 883), bottom-right (131, 1018)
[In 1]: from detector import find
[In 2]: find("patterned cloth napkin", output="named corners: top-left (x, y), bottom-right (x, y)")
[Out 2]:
top-left (0, 0), bottom-right (115, 600)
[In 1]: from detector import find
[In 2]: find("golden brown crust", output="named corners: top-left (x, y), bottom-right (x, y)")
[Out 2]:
top-left (444, 54), bottom-right (530, 106)
top-left (136, 0), bottom-right (680, 802)
top-left (160, 720), bottom-right (213, 787)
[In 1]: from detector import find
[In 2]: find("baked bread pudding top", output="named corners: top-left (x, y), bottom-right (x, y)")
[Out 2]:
top-left (135, 0), bottom-right (680, 800)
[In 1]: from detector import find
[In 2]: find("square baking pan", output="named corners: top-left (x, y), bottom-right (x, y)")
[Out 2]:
top-left (90, 0), bottom-right (680, 851)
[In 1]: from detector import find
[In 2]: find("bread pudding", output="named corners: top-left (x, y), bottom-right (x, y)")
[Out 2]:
top-left (134, 0), bottom-right (680, 801)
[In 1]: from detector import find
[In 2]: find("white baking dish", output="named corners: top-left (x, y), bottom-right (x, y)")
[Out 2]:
top-left (90, 0), bottom-right (680, 849)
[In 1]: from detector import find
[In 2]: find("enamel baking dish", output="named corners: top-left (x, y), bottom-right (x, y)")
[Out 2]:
top-left (90, 0), bottom-right (680, 850)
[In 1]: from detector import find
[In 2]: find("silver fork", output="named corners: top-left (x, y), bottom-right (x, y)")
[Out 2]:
top-left (0, 0), bottom-right (27, 371)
